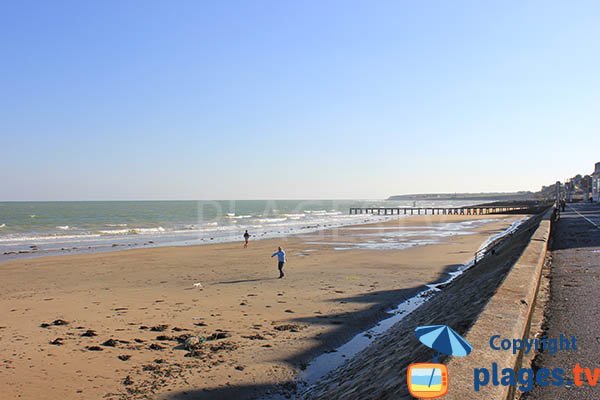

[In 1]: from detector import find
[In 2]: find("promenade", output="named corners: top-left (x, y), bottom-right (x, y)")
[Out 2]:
top-left (527, 203), bottom-right (600, 399)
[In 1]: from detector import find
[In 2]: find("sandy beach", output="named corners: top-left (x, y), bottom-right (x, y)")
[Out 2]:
top-left (0, 214), bottom-right (520, 400)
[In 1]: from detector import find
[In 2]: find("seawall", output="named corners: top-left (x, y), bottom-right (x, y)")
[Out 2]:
top-left (300, 210), bottom-right (552, 399)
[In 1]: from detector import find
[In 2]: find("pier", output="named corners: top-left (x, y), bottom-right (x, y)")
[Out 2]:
top-left (349, 205), bottom-right (536, 216)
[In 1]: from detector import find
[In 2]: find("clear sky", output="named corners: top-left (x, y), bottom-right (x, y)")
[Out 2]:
top-left (1, 1), bottom-right (599, 200)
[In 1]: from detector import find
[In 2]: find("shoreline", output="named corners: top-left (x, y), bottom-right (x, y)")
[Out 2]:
top-left (0, 200), bottom-right (514, 263)
top-left (0, 214), bottom-right (521, 400)
top-left (0, 214), bottom-right (396, 263)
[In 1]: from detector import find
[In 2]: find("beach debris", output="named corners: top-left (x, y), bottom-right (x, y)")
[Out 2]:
top-left (284, 309), bottom-right (294, 313)
top-left (274, 324), bottom-right (302, 332)
top-left (101, 339), bottom-right (118, 347)
top-left (176, 333), bottom-right (193, 343)
top-left (242, 334), bottom-right (266, 340)
top-left (149, 343), bottom-right (165, 351)
top-left (87, 346), bottom-right (103, 351)
top-left (184, 335), bottom-right (206, 350)
top-left (51, 319), bottom-right (69, 326)
top-left (193, 322), bottom-right (207, 327)
top-left (155, 335), bottom-right (176, 341)
top-left (150, 324), bottom-right (169, 332)
top-left (183, 335), bottom-right (207, 358)
top-left (40, 323), bottom-right (51, 328)
top-left (206, 331), bottom-right (231, 341)
top-left (143, 364), bottom-right (160, 372)
top-left (235, 365), bottom-right (245, 371)
top-left (123, 375), bottom-right (134, 386)
top-left (139, 325), bottom-right (149, 330)
top-left (50, 338), bottom-right (64, 346)
top-left (80, 330), bottom-right (98, 337)
top-left (193, 282), bottom-right (203, 289)
top-left (209, 341), bottom-right (238, 352)
top-left (118, 355), bottom-right (131, 361)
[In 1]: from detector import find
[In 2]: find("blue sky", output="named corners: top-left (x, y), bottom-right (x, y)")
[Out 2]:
top-left (1, 1), bottom-right (599, 200)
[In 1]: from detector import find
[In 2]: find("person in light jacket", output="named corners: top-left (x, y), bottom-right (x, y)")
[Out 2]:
top-left (271, 246), bottom-right (287, 279)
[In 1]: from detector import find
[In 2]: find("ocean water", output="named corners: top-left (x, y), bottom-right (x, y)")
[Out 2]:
top-left (0, 199), bottom-right (489, 260)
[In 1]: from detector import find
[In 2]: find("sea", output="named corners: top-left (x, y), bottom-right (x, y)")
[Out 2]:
top-left (0, 199), bottom-right (491, 261)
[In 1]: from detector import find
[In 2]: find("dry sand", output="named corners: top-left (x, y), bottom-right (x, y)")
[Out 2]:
top-left (0, 214), bottom-right (518, 400)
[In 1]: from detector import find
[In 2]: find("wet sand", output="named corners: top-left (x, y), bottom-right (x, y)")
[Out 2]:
top-left (0, 214), bottom-right (519, 399)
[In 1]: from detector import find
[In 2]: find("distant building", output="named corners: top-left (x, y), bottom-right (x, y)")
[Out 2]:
top-left (565, 179), bottom-right (573, 202)
top-left (592, 162), bottom-right (600, 202)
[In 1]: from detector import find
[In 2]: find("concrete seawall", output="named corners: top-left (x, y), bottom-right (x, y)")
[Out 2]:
top-left (445, 210), bottom-right (553, 399)
top-left (301, 212), bottom-right (552, 399)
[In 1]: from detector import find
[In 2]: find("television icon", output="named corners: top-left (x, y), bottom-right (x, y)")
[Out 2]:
top-left (407, 363), bottom-right (449, 398)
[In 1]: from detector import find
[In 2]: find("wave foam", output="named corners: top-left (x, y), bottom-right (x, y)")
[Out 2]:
top-left (98, 227), bottom-right (166, 235)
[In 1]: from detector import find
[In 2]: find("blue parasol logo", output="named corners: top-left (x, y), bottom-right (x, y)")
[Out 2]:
top-left (407, 325), bottom-right (472, 398)
top-left (415, 325), bottom-right (473, 362)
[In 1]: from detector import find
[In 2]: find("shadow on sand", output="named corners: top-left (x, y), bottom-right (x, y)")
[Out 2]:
top-left (214, 277), bottom-right (280, 285)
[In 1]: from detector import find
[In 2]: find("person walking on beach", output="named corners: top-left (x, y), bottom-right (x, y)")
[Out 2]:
top-left (243, 230), bottom-right (250, 248)
top-left (271, 246), bottom-right (287, 278)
